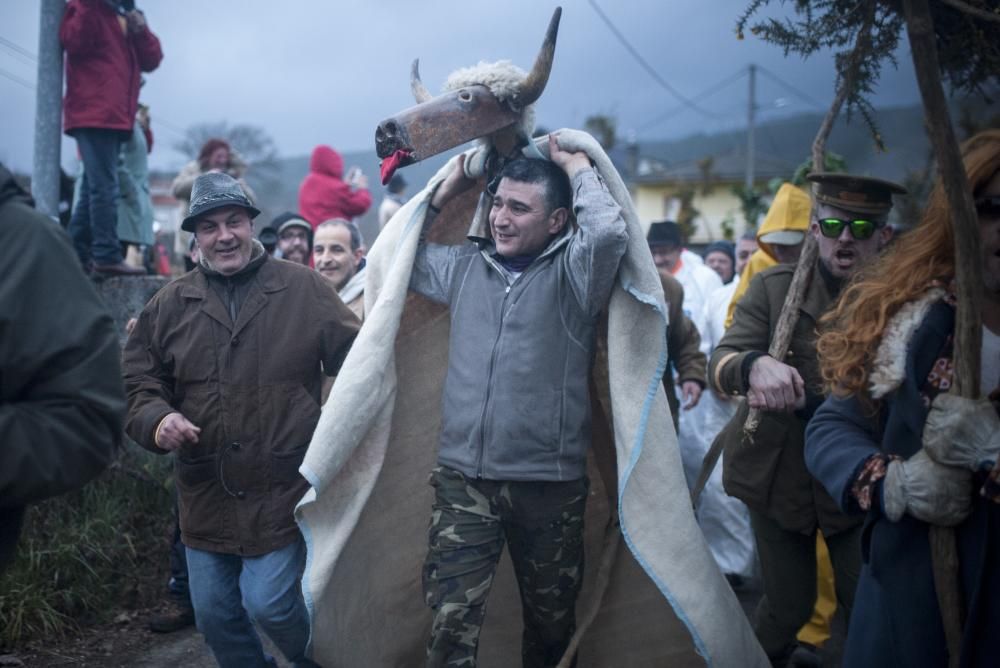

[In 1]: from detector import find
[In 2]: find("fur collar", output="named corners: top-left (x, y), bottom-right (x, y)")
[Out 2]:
top-left (869, 288), bottom-right (946, 399)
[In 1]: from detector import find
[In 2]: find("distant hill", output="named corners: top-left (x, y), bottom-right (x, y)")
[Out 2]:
top-left (612, 104), bottom-right (934, 184)
top-left (616, 97), bottom-right (995, 185)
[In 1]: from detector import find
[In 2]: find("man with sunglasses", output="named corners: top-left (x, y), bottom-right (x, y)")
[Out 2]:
top-left (811, 181), bottom-right (898, 282)
top-left (707, 172), bottom-right (906, 666)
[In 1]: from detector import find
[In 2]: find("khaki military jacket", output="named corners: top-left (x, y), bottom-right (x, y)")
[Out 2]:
top-left (708, 263), bottom-right (860, 535)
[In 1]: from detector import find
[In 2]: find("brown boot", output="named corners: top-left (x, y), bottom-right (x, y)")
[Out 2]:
top-left (147, 600), bottom-right (195, 633)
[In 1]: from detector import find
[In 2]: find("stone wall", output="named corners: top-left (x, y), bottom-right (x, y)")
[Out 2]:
top-left (93, 275), bottom-right (170, 346)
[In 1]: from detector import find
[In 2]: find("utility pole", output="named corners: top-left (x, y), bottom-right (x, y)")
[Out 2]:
top-left (745, 63), bottom-right (756, 190)
top-left (32, 0), bottom-right (65, 220)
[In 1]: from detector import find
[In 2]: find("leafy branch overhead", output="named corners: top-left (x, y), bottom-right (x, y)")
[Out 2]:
top-left (736, 0), bottom-right (1000, 150)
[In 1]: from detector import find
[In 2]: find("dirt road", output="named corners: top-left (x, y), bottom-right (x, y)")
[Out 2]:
top-left (12, 580), bottom-right (842, 666)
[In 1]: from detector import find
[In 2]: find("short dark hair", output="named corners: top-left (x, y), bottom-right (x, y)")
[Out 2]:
top-left (316, 218), bottom-right (364, 252)
top-left (497, 158), bottom-right (572, 213)
top-left (647, 220), bottom-right (683, 248)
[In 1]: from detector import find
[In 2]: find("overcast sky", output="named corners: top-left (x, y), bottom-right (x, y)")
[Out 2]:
top-left (0, 0), bottom-right (922, 174)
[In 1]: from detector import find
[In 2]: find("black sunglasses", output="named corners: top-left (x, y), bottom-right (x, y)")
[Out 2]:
top-left (975, 196), bottom-right (1000, 220)
top-left (817, 218), bottom-right (878, 240)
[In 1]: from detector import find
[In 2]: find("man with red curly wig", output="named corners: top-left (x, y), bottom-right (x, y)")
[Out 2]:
top-left (806, 130), bottom-right (1000, 666)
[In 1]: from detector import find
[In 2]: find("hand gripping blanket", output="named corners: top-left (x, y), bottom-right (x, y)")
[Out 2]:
top-left (295, 130), bottom-right (767, 667)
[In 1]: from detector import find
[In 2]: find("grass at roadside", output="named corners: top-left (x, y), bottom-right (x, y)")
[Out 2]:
top-left (0, 441), bottom-right (174, 649)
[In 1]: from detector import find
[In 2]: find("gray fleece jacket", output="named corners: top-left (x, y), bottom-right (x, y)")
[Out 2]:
top-left (410, 168), bottom-right (628, 481)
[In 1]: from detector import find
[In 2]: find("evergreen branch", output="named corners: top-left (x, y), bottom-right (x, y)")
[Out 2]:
top-left (735, 0), bottom-right (770, 39)
top-left (813, 1), bottom-right (874, 185)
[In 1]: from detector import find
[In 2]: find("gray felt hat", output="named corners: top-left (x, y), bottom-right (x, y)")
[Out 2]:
top-left (181, 172), bottom-right (260, 232)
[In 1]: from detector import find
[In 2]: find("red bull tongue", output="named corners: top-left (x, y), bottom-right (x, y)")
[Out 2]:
top-left (380, 149), bottom-right (414, 185)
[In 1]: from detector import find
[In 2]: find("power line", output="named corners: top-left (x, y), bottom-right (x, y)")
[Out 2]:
top-left (757, 65), bottom-right (826, 110)
top-left (0, 35), bottom-right (41, 94)
top-left (0, 35), bottom-right (38, 63)
top-left (638, 67), bottom-right (748, 131)
top-left (587, 0), bottom-right (722, 119)
top-left (153, 116), bottom-right (186, 133)
top-left (0, 66), bottom-right (35, 90)
top-left (151, 118), bottom-right (187, 140)
top-left (0, 32), bottom-right (191, 142)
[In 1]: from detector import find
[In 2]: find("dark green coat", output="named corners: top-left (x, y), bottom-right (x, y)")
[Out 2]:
top-left (708, 263), bottom-right (859, 536)
top-left (0, 166), bottom-right (123, 566)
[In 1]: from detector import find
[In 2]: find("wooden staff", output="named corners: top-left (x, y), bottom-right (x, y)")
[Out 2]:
top-left (692, 6), bottom-right (875, 505)
top-left (741, 2), bottom-right (875, 441)
top-left (903, 1), bottom-right (983, 665)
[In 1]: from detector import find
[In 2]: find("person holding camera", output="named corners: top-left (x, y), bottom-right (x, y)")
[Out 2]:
top-left (298, 145), bottom-right (372, 228)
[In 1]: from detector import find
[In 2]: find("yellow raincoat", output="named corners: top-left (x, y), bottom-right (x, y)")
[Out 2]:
top-left (725, 183), bottom-right (810, 328)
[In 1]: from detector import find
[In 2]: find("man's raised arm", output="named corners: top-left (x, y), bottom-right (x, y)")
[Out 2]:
top-left (551, 134), bottom-right (628, 316)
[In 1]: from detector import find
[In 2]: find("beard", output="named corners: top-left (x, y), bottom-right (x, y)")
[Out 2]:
top-left (283, 248), bottom-right (308, 264)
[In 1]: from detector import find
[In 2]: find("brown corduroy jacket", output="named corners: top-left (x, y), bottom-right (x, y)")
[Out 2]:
top-left (661, 273), bottom-right (707, 429)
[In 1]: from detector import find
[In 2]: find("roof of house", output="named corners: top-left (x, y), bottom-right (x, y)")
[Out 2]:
top-left (629, 147), bottom-right (796, 185)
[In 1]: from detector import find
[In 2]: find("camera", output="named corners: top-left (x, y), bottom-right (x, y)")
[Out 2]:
top-left (258, 228), bottom-right (278, 255)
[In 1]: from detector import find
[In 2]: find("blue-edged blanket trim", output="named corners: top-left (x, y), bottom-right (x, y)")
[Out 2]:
top-left (617, 279), bottom-right (711, 665)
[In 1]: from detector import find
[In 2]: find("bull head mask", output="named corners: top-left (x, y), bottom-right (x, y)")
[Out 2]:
top-left (376, 7), bottom-right (561, 185)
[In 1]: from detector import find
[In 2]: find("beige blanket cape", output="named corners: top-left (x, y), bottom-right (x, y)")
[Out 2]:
top-left (295, 130), bottom-right (767, 667)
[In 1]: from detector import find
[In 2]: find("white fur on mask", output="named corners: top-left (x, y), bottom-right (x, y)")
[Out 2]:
top-left (444, 60), bottom-right (536, 139)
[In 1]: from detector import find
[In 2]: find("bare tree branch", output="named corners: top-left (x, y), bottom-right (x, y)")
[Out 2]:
top-left (940, 0), bottom-right (1000, 24)
top-left (695, 6), bottom-right (879, 502)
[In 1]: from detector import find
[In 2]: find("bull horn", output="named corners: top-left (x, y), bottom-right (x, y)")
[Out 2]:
top-left (410, 59), bottom-right (433, 104)
top-left (516, 7), bottom-right (562, 107)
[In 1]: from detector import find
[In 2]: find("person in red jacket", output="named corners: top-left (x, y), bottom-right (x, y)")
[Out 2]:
top-left (298, 145), bottom-right (372, 228)
top-left (61, 0), bottom-right (163, 276)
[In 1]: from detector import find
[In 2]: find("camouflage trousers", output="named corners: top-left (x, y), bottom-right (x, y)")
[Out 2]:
top-left (422, 465), bottom-right (588, 668)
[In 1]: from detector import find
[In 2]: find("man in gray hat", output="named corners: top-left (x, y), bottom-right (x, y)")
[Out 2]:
top-left (271, 212), bottom-right (313, 266)
top-left (708, 172), bottom-right (905, 665)
top-left (123, 172), bottom-right (360, 667)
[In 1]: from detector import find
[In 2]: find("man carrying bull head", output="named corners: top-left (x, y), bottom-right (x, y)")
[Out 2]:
top-left (410, 133), bottom-right (627, 667)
